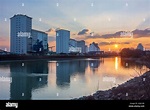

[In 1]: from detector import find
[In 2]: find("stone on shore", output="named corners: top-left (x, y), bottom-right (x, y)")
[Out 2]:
top-left (76, 71), bottom-right (150, 100)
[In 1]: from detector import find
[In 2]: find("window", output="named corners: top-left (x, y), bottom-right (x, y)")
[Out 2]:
top-left (56, 33), bottom-right (59, 36)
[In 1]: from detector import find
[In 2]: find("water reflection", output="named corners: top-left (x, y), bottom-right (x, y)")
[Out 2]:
top-left (121, 58), bottom-right (145, 69)
top-left (56, 62), bottom-right (70, 88)
top-left (89, 58), bottom-right (104, 73)
top-left (56, 60), bottom-right (89, 88)
top-left (115, 57), bottom-right (118, 70)
top-left (10, 61), bottom-right (48, 100)
top-left (0, 57), bottom-right (149, 100)
top-left (89, 60), bottom-right (100, 69)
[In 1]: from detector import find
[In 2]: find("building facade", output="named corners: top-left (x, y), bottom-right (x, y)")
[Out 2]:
top-left (137, 43), bottom-right (144, 51)
top-left (10, 14), bottom-right (32, 54)
top-left (10, 14), bottom-right (48, 54)
top-left (56, 29), bottom-right (70, 54)
top-left (69, 39), bottom-right (81, 53)
top-left (77, 40), bottom-right (86, 54)
top-left (89, 42), bottom-right (100, 54)
top-left (85, 45), bottom-right (88, 53)
top-left (31, 29), bottom-right (48, 52)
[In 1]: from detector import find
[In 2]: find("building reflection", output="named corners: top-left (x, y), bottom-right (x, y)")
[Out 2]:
top-left (89, 59), bottom-right (103, 72)
top-left (10, 61), bottom-right (48, 100)
top-left (120, 58), bottom-right (144, 69)
top-left (89, 60), bottom-right (100, 69)
top-left (56, 62), bottom-right (70, 88)
top-left (56, 60), bottom-right (88, 88)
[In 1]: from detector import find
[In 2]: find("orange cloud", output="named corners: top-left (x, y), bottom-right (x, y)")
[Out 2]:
top-left (85, 37), bottom-right (150, 51)
top-left (0, 37), bottom-right (10, 51)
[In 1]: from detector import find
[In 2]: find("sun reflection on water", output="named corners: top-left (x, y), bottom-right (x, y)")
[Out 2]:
top-left (115, 57), bottom-right (118, 70)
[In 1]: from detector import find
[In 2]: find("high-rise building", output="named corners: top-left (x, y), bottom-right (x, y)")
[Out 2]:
top-left (56, 29), bottom-right (70, 54)
top-left (10, 14), bottom-right (32, 54)
top-left (10, 14), bottom-right (48, 54)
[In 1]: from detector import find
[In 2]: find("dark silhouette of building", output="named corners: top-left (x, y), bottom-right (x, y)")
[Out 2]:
top-left (10, 61), bottom-right (48, 100)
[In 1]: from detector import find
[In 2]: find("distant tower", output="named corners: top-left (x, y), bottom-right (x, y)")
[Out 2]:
top-left (137, 43), bottom-right (144, 51)
top-left (10, 14), bottom-right (32, 54)
top-left (56, 29), bottom-right (70, 54)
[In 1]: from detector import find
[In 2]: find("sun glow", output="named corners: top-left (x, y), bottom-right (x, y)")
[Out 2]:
top-left (115, 44), bottom-right (118, 48)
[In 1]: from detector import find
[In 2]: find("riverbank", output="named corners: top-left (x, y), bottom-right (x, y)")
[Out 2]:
top-left (75, 70), bottom-right (150, 100)
top-left (0, 54), bottom-right (117, 61)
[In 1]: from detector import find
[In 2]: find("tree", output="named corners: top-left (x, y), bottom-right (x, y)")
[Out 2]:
top-left (120, 48), bottom-right (143, 58)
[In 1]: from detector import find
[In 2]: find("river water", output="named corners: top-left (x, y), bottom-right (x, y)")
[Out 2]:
top-left (0, 57), bottom-right (149, 100)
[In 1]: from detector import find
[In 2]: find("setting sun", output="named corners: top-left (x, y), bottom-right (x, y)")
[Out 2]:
top-left (115, 44), bottom-right (118, 48)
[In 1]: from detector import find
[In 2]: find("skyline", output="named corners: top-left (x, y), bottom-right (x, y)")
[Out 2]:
top-left (0, 0), bottom-right (150, 51)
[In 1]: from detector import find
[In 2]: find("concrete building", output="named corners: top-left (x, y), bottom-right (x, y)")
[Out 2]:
top-left (10, 14), bottom-right (48, 54)
top-left (0, 49), bottom-right (10, 55)
top-left (31, 29), bottom-right (48, 51)
top-left (89, 42), bottom-right (100, 54)
top-left (69, 39), bottom-right (77, 47)
top-left (137, 43), bottom-right (144, 51)
top-left (69, 39), bottom-right (81, 53)
top-left (56, 29), bottom-right (70, 54)
top-left (85, 45), bottom-right (88, 53)
top-left (10, 14), bottom-right (32, 54)
top-left (77, 40), bottom-right (86, 54)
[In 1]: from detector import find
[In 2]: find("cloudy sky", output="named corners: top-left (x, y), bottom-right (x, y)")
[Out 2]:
top-left (0, 0), bottom-right (150, 51)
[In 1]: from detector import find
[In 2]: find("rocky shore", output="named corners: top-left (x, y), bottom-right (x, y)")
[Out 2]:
top-left (75, 71), bottom-right (150, 100)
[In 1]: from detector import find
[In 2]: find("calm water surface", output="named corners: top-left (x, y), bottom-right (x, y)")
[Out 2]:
top-left (0, 57), bottom-right (149, 100)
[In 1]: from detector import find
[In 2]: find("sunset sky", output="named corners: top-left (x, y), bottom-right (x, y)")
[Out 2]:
top-left (0, 0), bottom-right (150, 52)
